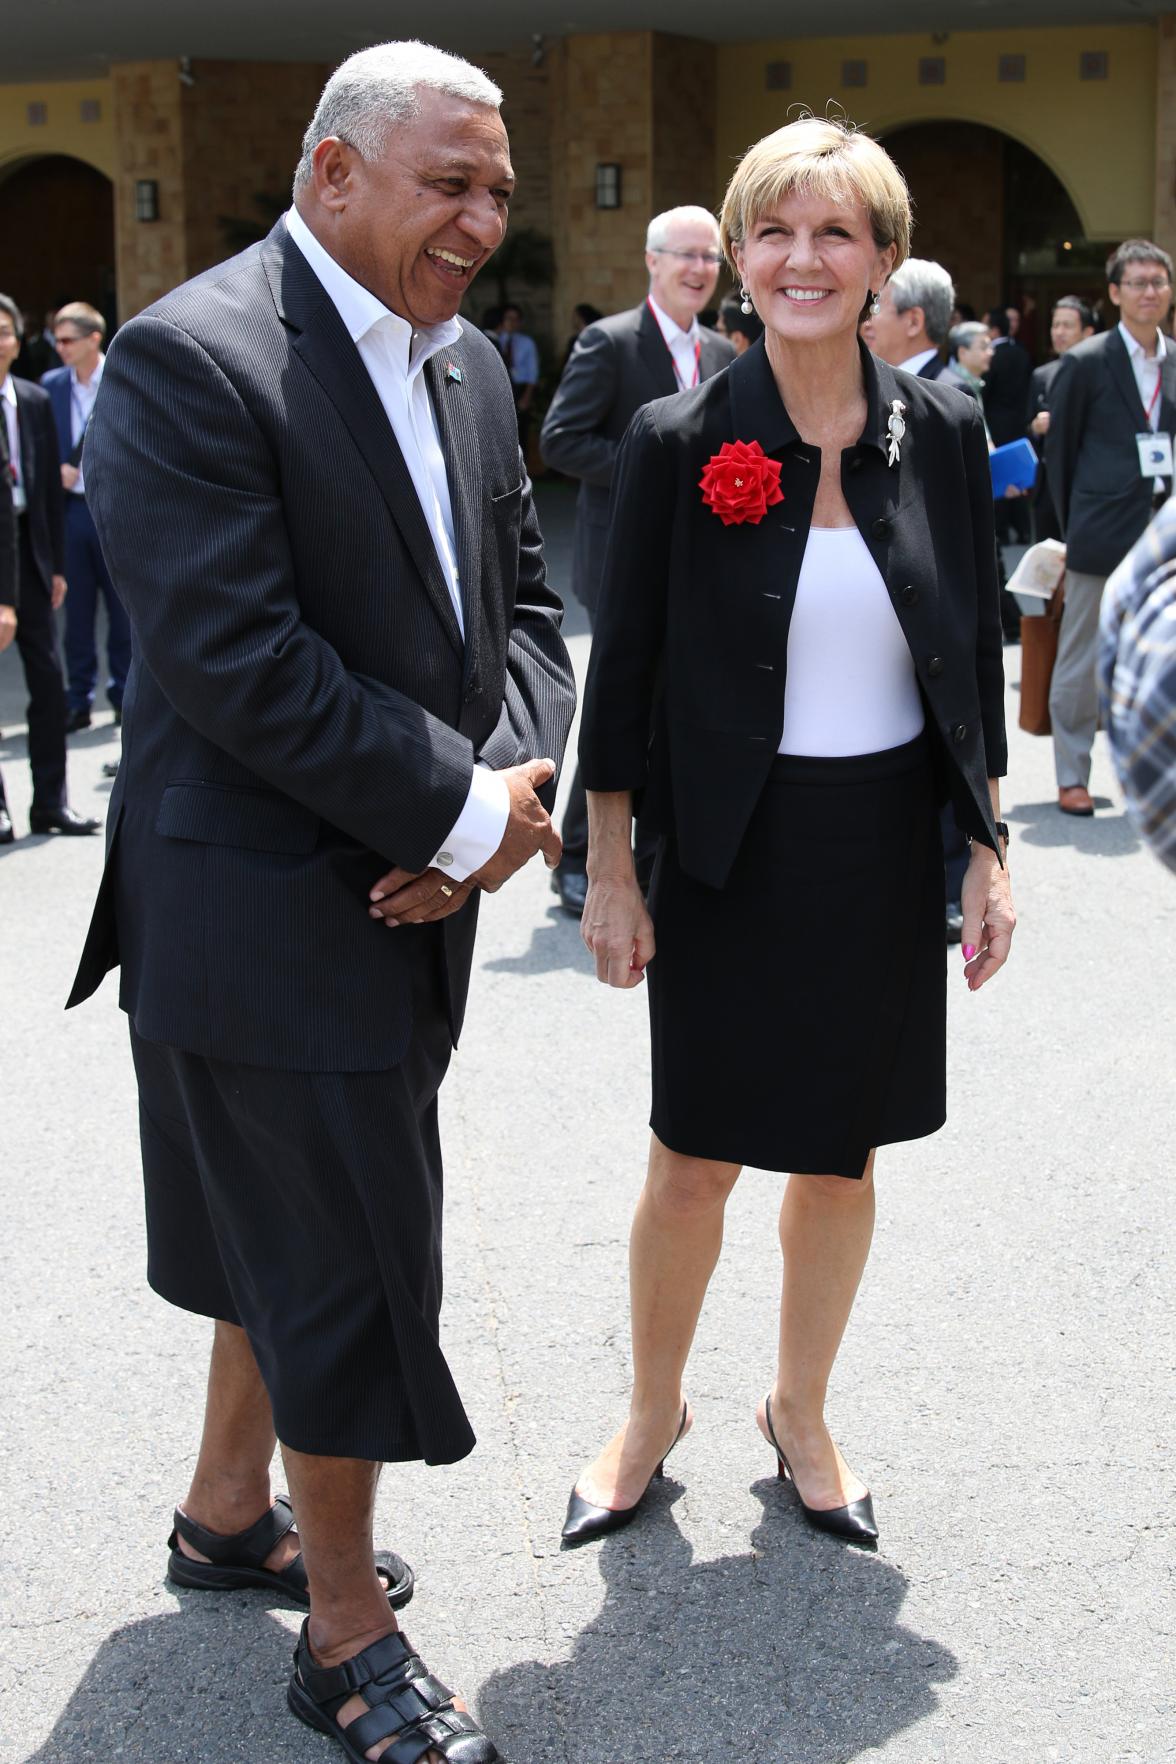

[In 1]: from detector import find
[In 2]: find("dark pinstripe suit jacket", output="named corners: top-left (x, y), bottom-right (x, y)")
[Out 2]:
top-left (67, 220), bottom-right (575, 1071)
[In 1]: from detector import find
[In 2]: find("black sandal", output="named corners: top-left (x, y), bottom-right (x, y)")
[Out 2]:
top-left (167, 1496), bottom-right (414, 1610)
top-left (288, 1622), bottom-right (500, 1763)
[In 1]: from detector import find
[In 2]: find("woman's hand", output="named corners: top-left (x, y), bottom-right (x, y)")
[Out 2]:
top-left (959, 844), bottom-right (1016, 991)
top-left (581, 875), bottom-right (655, 989)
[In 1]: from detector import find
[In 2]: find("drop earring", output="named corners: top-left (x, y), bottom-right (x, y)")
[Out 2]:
top-left (869, 291), bottom-right (882, 318)
top-left (740, 287), bottom-right (754, 315)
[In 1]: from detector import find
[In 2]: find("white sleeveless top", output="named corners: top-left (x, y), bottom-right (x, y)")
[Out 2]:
top-left (778, 526), bottom-right (925, 757)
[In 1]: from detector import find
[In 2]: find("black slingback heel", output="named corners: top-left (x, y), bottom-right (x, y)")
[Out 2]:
top-left (561, 1400), bottom-right (689, 1547)
top-left (763, 1394), bottom-right (878, 1546)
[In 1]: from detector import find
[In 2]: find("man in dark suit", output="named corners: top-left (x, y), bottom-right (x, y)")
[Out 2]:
top-left (43, 301), bottom-right (133, 730)
top-left (540, 205), bottom-right (734, 913)
top-left (861, 255), bottom-right (954, 381)
top-left (1047, 239), bottom-right (1174, 815)
top-left (983, 306), bottom-right (1033, 446)
top-left (0, 293), bottom-right (99, 839)
top-left (1025, 295), bottom-right (1095, 543)
top-left (67, 44), bottom-right (574, 1761)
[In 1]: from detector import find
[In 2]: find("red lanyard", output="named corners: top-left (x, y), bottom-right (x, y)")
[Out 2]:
top-left (1144, 373), bottom-right (1161, 428)
top-left (647, 299), bottom-right (701, 389)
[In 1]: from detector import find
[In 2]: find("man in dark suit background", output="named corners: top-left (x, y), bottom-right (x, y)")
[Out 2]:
top-left (67, 43), bottom-right (574, 1761)
top-left (0, 293), bottom-right (99, 840)
top-left (1025, 295), bottom-right (1095, 543)
top-left (861, 255), bottom-right (954, 380)
top-left (1047, 239), bottom-right (1174, 816)
top-left (983, 306), bottom-right (1033, 445)
top-left (540, 205), bottom-right (734, 914)
top-left (43, 301), bottom-right (133, 730)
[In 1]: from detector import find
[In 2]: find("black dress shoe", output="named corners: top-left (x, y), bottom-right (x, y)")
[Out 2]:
top-left (552, 867), bottom-right (589, 918)
top-left (65, 707), bottom-right (92, 733)
top-left (29, 804), bottom-right (101, 836)
top-left (561, 1401), bottom-right (689, 1547)
top-left (0, 807), bottom-right (13, 845)
top-left (763, 1395), bottom-right (878, 1546)
top-left (945, 900), bottom-right (963, 945)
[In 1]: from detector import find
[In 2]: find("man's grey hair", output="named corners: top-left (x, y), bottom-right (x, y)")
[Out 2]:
top-left (949, 319), bottom-right (990, 359)
top-left (888, 258), bottom-right (955, 346)
top-left (646, 206), bottom-right (721, 254)
top-left (293, 40), bottom-right (502, 193)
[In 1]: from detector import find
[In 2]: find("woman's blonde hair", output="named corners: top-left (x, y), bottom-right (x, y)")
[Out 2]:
top-left (720, 115), bottom-right (912, 274)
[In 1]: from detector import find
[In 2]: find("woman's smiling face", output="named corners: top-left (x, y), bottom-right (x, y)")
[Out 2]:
top-left (733, 189), bottom-right (896, 346)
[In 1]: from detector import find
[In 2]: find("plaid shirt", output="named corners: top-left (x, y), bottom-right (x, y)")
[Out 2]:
top-left (1099, 496), bottom-right (1176, 875)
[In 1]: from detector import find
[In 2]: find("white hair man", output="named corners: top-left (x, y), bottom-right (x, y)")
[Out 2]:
top-left (69, 39), bottom-right (575, 1762)
top-left (540, 203), bottom-right (736, 914)
top-left (863, 256), bottom-right (955, 380)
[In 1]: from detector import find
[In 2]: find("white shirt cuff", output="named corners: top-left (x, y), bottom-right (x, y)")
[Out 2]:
top-left (431, 764), bottom-right (510, 883)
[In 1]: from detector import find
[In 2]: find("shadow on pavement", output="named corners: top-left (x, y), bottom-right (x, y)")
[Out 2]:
top-left (22, 1600), bottom-right (312, 1764)
top-left (483, 905), bottom-right (589, 976)
top-left (479, 1481), bottom-right (957, 1764)
top-left (1009, 797), bottom-right (1139, 855)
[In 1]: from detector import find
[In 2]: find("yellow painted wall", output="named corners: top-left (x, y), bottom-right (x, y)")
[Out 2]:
top-left (716, 25), bottom-right (1156, 240)
top-left (0, 77), bottom-right (115, 180)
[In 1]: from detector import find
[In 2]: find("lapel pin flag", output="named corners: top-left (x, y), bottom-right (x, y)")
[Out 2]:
top-left (445, 363), bottom-right (463, 384)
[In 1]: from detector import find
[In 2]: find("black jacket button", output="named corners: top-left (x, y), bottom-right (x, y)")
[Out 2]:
top-left (927, 655), bottom-right (944, 677)
top-left (900, 585), bottom-right (919, 606)
top-left (952, 722), bottom-right (968, 743)
top-left (871, 517), bottom-right (891, 539)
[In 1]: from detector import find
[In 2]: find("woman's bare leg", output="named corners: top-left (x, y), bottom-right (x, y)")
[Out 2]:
top-left (575, 1134), bottom-right (741, 1509)
top-left (756, 1152), bottom-right (876, 1508)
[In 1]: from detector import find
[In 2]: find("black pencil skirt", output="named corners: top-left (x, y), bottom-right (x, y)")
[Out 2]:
top-left (129, 929), bottom-right (475, 1466)
top-left (647, 733), bottom-right (947, 1178)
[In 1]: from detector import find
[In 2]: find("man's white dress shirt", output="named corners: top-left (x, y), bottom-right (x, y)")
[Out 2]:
top-left (897, 346), bottom-right (939, 377)
top-left (66, 355), bottom-right (104, 496)
top-left (1, 376), bottom-right (26, 512)
top-left (648, 296), bottom-right (702, 389)
top-left (1119, 321), bottom-right (1169, 493)
top-left (284, 206), bottom-right (508, 881)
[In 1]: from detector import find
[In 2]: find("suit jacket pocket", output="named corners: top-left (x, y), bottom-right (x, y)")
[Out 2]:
top-left (155, 782), bottom-right (320, 853)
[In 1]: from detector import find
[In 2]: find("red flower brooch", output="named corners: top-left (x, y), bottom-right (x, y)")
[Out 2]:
top-left (699, 440), bottom-right (784, 526)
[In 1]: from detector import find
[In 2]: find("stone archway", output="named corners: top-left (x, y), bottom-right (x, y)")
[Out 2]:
top-left (879, 120), bottom-right (1095, 359)
top-left (0, 153), bottom-right (115, 335)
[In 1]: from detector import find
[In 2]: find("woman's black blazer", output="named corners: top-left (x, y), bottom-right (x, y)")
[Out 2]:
top-left (579, 338), bottom-right (1007, 890)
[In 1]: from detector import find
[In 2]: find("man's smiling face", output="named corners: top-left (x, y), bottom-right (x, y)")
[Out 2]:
top-left (307, 87), bottom-right (514, 328)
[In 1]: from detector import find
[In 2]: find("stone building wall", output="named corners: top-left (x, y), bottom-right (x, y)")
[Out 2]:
top-left (549, 33), bottom-right (655, 339)
top-left (180, 60), bottom-right (328, 280)
top-left (1155, 14), bottom-right (1176, 264)
top-left (110, 62), bottom-right (187, 319)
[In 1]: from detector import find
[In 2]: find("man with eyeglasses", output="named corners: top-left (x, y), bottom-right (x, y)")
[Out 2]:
top-left (540, 205), bottom-right (734, 914)
top-left (43, 302), bottom-right (132, 733)
top-left (1046, 239), bottom-right (1175, 816)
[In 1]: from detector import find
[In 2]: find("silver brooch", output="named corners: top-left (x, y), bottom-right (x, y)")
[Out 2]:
top-left (887, 399), bottom-right (906, 468)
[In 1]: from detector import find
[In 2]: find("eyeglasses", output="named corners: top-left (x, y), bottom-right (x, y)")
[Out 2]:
top-left (53, 332), bottom-right (88, 345)
top-left (651, 248), bottom-right (725, 267)
top-left (1118, 277), bottom-right (1171, 293)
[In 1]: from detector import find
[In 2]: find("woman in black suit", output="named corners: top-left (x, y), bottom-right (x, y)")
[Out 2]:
top-left (563, 117), bottom-right (1016, 1549)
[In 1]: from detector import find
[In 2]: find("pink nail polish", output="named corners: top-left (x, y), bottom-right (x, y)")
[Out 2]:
top-left (962, 943), bottom-right (976, 960)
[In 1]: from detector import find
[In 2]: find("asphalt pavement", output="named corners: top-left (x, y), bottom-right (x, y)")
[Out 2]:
top-left (1, 481), bottom-right (1172, 1764)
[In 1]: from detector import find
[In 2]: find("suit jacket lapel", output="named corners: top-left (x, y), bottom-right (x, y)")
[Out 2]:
top-left (1106, 328), bottom-right (1152, 429)
top-left (636, 302), bottom-right (680, 398)
top-left (424, 348), bottom-right (482, 688)
top-left (14, 386), bottom-right (35, 497)
top-left (1160, 344), bottom-right (1176, 437)
top-left (700, 331), bottom-right (730, 382)
top-left (263, 221), bottom-right (463, 658)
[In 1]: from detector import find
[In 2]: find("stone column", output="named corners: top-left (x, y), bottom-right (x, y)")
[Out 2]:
top-left (1156, 15), bottom-right (1176, 261)
top-left (111, 62), bottom-right (188, 321)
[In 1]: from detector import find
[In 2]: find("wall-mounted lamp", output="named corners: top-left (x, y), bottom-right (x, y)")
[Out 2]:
top-left (135, 179), bottom-right (160, 223)
top-left (595, 163), bottom-right (622, 210)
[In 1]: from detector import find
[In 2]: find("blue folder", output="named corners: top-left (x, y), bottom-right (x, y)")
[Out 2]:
top-left (989, 437), bottom-right (1038, 498)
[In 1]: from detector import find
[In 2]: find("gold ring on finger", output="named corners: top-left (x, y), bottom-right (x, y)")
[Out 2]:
top-left (439, 884), bottom-right (454, 898)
